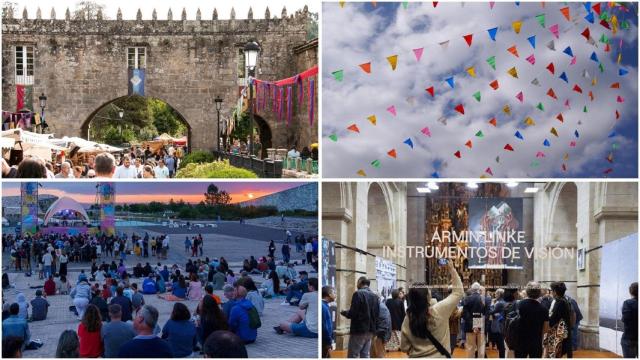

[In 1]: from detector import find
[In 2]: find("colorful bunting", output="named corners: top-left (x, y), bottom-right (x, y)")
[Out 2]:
top-left (357, 169), bottom-right (367, 177)
top-left (463, 34), bottom-right (473, 47)
top-left (536, 151), bottom-right (545, 158)
top-left (546, 62), bottom-right (555, 74)
top-left (547, 88), bottom-right (557, 99)
top-left (573, 85), bottom-right (583, 93)
top-left (466, 66), bottom-right (476, 78)
top-left (619, 68), bottom-right (629, 76)
top-left (473, 91), bottom-right (481, 102)
top-left (404, 138), bottom-right (414, 149)
top-left (546, 40), bottom-right (556, 51)
top-left (526, 54), bottom-right (536, 65)
top-left (367, 115), bottom-right (377, 125)
top-left (550, 127), bottom-right (559, 137)
top-left (563, 46), bottom-right (573, 57)
top-left (465, 140), bottom-right (473, 148)
top-left (426, 86), bottom-right (435, 97)
top-left (332, 70), bottom-right (344, 81)
top-left (504, 144), bottom-right (514, 151)
top-left (507, 67), bottom-right (518, 78)
top-left (507, 45), bottom-right (519, 58)
top-left (489, 118), bottom-right (497, 127)
top-left (503, 105), bottom-right (511, 115)
top-left (348, 124), bottom-right (360, 133)
top-left (386, 55), bottom-right (398, 70)
top-left (515, 91), bottom-right (523, 102)
top-left (371, 160), bottom-right (381, 168)
top-left (543, 139), bottom-right (551, 147)
top-left (515, 131), bottom-right (524, 140)
top-left (485, 167), bottom-right (493, 176)
top-left (524, 117), bottom-right (536, 126)
top-left (531, 78), bottom-right (540, 86)
top-left (329, 134), bottom-right (338, 142)
top-left (413, 48), bottom-right (424, 62)
top-left (590, 52), bottom-right (599, 62)
top-left (535, 13), bottom-right (545, 28)
top-left (487, 27), bottom-right (498, 41)
top-left (454, 150), bottom-right (461, 158)
top-left (536, 102), bottom-right (545, 111)
top-left (359, 62), bottom-right (372, 74)
top-left (512, 20), bottom-right (522, 34)
top-left (560, 7), bottom-right (570, 21)
top-left (549, 24), bottom-right (559, 39)
top-left (387, 149), bottom-right (397, 158)
top-left (387, 105), bottom-right (397, 116)
top-left (421, 127), bottom-right (431, 137)
top-left (445, 76), bottom-right (455, 88)
top-left (559, 72), bottom-right (568, 83)
top-left (486, 56), bottom-right (496, 70)
top-left (475, 131), bottom-right (484, 138)
top-left (556, 113), bottom-right (564, 122)
top-left (454, 104), bottom-right (465, 115)
top-left (581, 27), bottom-right (590, 40)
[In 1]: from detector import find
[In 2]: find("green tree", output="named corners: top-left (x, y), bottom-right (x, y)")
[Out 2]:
top-left (306, 12), bottom-right (318, 40)
top-left (73, 1), bottom-right (106, 20)
top-left (230, 110), bottom-right (253, 142)
top-left (149, 98), bottom-right (187, 137)
top-left (204, 184), bottom-right (231, 206)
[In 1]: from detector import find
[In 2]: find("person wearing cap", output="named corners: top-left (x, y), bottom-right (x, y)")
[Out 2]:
top-left (87, 169), bottom-right (96, 178)
top-left (30, 290), bottom-right (49, 321)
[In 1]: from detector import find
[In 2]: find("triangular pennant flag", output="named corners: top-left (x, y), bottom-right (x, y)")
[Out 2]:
top-left (475, 131), bottom-right (484, 138)
top-left (371, 160), bottom-right (381, 168)
top-left (507, 45), bottom-right (519, 57)
top-left (527, 35), bottom-right (536, 48)
top-left (496, 156), bottom-right (500, 163)
top-left (454, 104), bottom-right (465, 115)
top-left (387, 105), bottom-right (396, 116)
top-left (536, 102), bottom-right (545, 111)
top-left (466, 66), bottom-right (476, 78)
top-left (332, 70), bottom-right (344, 81)
top-left (550, 127), bottom-right (559, 137)
top-left (367, 115), bottom-right (377, 125)
top-left (485, 167), bottom-right (493, 176)
top-left (593, 3), bottom-right (601, 15)
top-left (454, 150), bottom-right (461, 158)
top-left (426, 86), bottom-right (435, 97)
top-left (573, 84), bottom-right (583, 93)
top-left (465, 140), bottom-right (473, 148)
top-left (387, 149), bottom-right (397, 158)
top-left (359, 62), bottom-right (372, 74)
top-left (536, 151), bottom-right (545, 158)
top-left (608, 131), bottom-right (616, 138)
top-left (559, 72), bottom-right (568, 83)
top-left (445, 76), bottom-right (455, 88)
top-left (413, 48), bottom-right (424, 62)
top-left (570, 140), bottom-right (576, 147)
top-left (543, 139), bottom-right (551, 147)
top-left (386, 55), bottom-right (398, 70)
top-left (503, 105), bottom-right (511, 115)
top-left (549, 24), bottom-right (559, 39)
top-left (438, 116), bottom-right (447, 125)
top-left (565, 99), bottom-right (570, 108)
top-left (431, 171), bottom-right (440, 178)
top-left (488, 27), bottom-right (498, 41)
top-left (524, 117), bottom-right (536, 126)
top-left (489, 118), bottom-right (497, 127)
top-left (556, 113), bottom-right (564, 122)
top-left (590, 52), bottom-right (599, 62)
top-left (504, 144), bottom-right (514, 151)
top-left (582, 69), bottom-right (590, 78)
top-left (404, 138), bottom-right (414, 149)
top-left (515, 130), bottom-right (524, 140)
top-left (421, 127), bottom-right (431, 137)
top-left (402, 1), bottom-right (409, 9)
top-left (611, 82), bottom-right (620, 89)
top-left (515, 91), bottom-right (523, 102)
top-left (526, 54), bottom-right (536, 65)
top-left (581, 27), bottom-right (590, 40)
top-left (489, 80), bottom-right (499, 90)
top-left (531, 78), bottom-right (540, 86)
top-left (546, 62), bottom-right (555, 74)
top-left (562, 163), bottom-right (567, 172)
top-left (486, 56), bottom-right (496, 70)
top-left (439, 40), bottom-right (450, 50)
top-left (563, 152), bottom-right (569, 161)
top-left (563, 46), bottom-right (574, 57)
top-left (600, 19), bottom-right (610, 30)
top-left (433, 1), bottom-right (438, 7)
top-left (536, 13), bottom-right (545, 28)
top-left (560, 6), bottom-right (570, 21)
top-left (619, 68), bottom-right (629, 76)
top-left (606, 152), bottom-right (614, 163)
top-left (574, 130), bottom-right (579, 138)
top-left (489, 1), bottom-right (495, 9)
top-left (585, 11), bottom-right (595, 23)
top-left (583, 105), bottom-right (588, 113)
top-left (546, 40), bottom-right (556, 51)
top-left (547, 88), bottom-right (557, 99)
top-left (347, 124), bottom-right (360, 133)
top-left (463, 34), bottom-right (473, 47)
top-left (507, 66), bottom-right (518, 78)
top-left (571, 56), bottom-right (577, 66)
top-left (329, 134), bottom-right (338, 142)
top-left (357, 169), bottom-right (367, 176)
top-left (473, 91), bottom-right (481, 102)
top-left (589, 91), bottom-right (594, 101)
top-left (615, 110), bottom-right (620, 119)
top-left (512, 20), bottom-right (522, 34)
top-left (339, 1), bottom-right (346, 7)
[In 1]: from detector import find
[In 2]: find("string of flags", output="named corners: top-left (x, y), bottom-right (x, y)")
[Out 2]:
top-left (327, 1), bottom-right (632, 177)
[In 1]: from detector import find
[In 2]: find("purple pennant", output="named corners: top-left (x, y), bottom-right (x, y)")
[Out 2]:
top-left (272, 85), bottom-right (277, 111)
top-left (279, 87), bottom-right (284, 122)
top-left (309, 78), bottom-right (315, 126)
top-left (287, 86), bottom-right (293, 126)
top-left (296, 75), bottom-right (303, 109)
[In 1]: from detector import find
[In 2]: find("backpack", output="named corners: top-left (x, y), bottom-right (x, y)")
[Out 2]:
top-left (503, 302), bottom-right (521, 350)
top-left (247, 306), bottom-right (262, 329)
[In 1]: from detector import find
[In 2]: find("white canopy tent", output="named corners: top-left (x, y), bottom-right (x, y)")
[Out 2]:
top-left (1, 128), bottom-right (66, 159)
top-left (43, 196), bottom-right (90, 225)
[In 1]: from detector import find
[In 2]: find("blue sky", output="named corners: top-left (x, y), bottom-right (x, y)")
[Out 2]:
top-left (322, 2), bottom-right (638, 178)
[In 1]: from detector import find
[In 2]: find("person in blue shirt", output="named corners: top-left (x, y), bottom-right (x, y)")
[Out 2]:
top-left (222, 285), bottom-right (237, 320)
top-left (322, 286), bottom-right (336, 358)
top-left (184, 237), bottom-right (191, 254)
top-left (161, 303), bottom-right (197, 357)
top-left (159, 265), bottom-right (170, 282)
top-left (156, 275), bottom-right (167, 294)
top-left (118, 305), bottom-right (173, 358)
top-left (171, 275), bottom-right (187, 299)
top-left (228, 286), bottom-right (257, 344)
top-left (142, 274), bottom-right (157, 294)
top-left (2, 304), bottom-right (30, 350)
top-left (284, 271), bottom-right (309, 305)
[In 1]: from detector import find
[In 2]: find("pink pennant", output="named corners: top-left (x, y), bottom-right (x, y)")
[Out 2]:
top-left (526, 54), bottom-right (536, 65)
top-left (413, 48), bottom-right (424, 62)
top-left (485, 167), bottom-right (493, 175)
top-left (489, 1), bottom-right (495, 9)
top-left (549, 24), bottom-right (560, 39)
top-left (421, 126), bottom-right (431, 137)
top-left (564, 99), bottom-right (570, 108)
top-left (515, 91), bottom-right (524, 103)
top-left (570, 56), bottom-right (576, 65)
top-left (536, 151), bottom-right (545, 158)
top-left (569, 141), bottom-right (576, 147)
top-left (617, 95), bottom-right (625, 103)
top-left (387, 105), bottom-right (397, 116)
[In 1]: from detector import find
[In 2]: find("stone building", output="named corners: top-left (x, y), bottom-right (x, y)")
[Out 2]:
top-left (1, 6), bottom-right (318, 152)
top-left (322, 181), bottom-right (638, 351)
top-left (238, 182), bottom-right (318, 211)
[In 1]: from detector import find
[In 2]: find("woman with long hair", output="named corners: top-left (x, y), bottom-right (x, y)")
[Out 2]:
top-left (198, 295), bottom-right (228, 347)
top-left (55, 330), bottom-right (80, 358)
top-left (401, 260), bottom-right (463, 358)
top-left (77, 304), bottom-right (103, 358)
top-left (261, 270), bottom-right (281, 297)
top-left (187, 272), bottom-right (203, 301)
top-left (161, 302), bottom-right (197, 357)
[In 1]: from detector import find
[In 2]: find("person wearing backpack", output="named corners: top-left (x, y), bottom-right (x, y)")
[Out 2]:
top-left (489, 289), bottom-right (506, 358)
top-left (228, 286), bottom-right (258, 344)
top-left (400, 260), bottom-right (463, 357)
top-left (462, 282), bottom-right (486, 358)
top-left (544, 282), bottom-right (572, 358)
top-left (512, 281), bottom-right (549, 358)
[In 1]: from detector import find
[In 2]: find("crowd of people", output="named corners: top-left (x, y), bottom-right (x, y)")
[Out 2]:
top-left (2, 144), bottom-right (183, 179)
top-left (324, 260), bottom-right (638, 358)
top-left (2, 229), bottom-right (319, 358)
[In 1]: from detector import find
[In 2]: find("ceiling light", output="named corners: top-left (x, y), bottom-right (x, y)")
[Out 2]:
top-left (416, 187), bottom-right (431, 193)
top-left (427, 182), bottom-right (439, 190)
top-left (466, 182), bottom-right (479, 189)
top-left (506, 182), bottom-right (519, 188)
top-left (524, 187), bottom-right (539, 193)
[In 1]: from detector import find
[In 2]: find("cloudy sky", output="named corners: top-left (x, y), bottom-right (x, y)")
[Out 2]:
top-left (2, 182), bottom-right (308, 204)
top-left (322, 2), bottom-right (638, 178)
top-left (10, 0), bottom-right (316, 20)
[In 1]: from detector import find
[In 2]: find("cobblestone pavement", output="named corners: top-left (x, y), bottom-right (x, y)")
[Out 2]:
top-left (2, 225), bottom-right (318, 358)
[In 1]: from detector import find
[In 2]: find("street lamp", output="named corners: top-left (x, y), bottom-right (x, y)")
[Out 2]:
top-left (244, 41), bottom-right (260, 158)
top-left (38, 93), bottom-right (47, 134)
top-left (215, 96), bottom-right (223, 156)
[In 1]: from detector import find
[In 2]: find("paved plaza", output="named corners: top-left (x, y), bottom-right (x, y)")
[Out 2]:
top-left (2, 222), bottom-right (318, 358)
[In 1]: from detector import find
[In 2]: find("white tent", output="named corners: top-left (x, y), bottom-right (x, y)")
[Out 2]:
top-left (1, 128), bottom-right (66, 159)
top-left (43, 196), bottom-right (90, 225)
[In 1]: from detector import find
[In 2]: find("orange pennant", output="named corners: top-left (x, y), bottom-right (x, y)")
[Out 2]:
top-left (489, 117), bottom-right (497, 127)
top-left (611, 82), bottom-right (620, 89)
top-left (387, 149), bottom-right (397, 158)
top-left (507, 45), bottom-right (519, 57)
top-left (489, 80), bottom-right (499, 90)
top-left (547, 88), bottom-right (557, 99)
top-left (347, 124), bottom-right (360, 133)
top-left (359, 62), bottom-right (371, 74)
top-left (465, 140), bottom-right (473, 148)
top-left (560, 6), bottom-right (570, 21)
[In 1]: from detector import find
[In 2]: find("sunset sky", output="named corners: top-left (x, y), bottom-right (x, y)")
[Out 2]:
top-left (2, 182), bottom-right (308, 205)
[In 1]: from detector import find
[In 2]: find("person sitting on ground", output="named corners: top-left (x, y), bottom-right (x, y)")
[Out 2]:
top-left (197, 295), bottom-right (228, 348)
top-left (187, 273), bottom-right (203, 301)
top-left (142, 274), bottom-right (157, 295)
top-left (118, 305), bottom-right (173, 358)
top-left (2, 273), bottom-right (11, 290)
top-left (131, 283), bottom-right (145, 316)
top-left (101, 304), bottom-right (136, 358)
top-left (161, 302), bottom-right (197, 357)
top-left (77, 304), bottom-right (103, 358)
top-left (203, 330), bottom-right (248, 358)
top-left (2, 304), bottom-right (31, 349)
top-left (55, 330), bottom-right (79, 358)
top-left (15, 294), bottom-right (28, 320)
top-left (156, 274), bottom-right (166, 294)
top-left (171, 275), bottom-right (187, 299)
top-left (44, 275), bottom-right (56, 296)
top-left (222, 285), bottom-right (238, 320)
top-left (3, 336), bottom-right (24, 358)
top-left (275, 277), bottom-right (318, 338)
top-left (283, 271), bottom-right (309, 306)
top-left (89, 286), bottom-right (109, 323)
top-left (261, 270), bottom-right (281, 298)
top-left (109, 286), bottom-right (133, 322)
top-left (238, 277), bottom-right (264, 316)
top-left (133, 263), bottom-right (143, 278)
top-left (29, 290), bottom-right (49, 322)
top-left (211, 268), bottom-right (226, 290)
top-left (57, 275), bottom-right (71, 296)
top-left (228, 286), bottom-right (258, 344)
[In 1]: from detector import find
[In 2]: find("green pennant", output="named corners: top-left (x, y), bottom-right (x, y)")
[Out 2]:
top-left (599, 63), bottom-right (604, 73)
top-left (473, 91), bottom-right (481, 102)
top-left (599, 33), bottom-right (609, 43)
top-left (583, 106), bottom-right (588, 113)
top-left (332, 70), bottom-right (344, 81)
top-left (536, 102), bottom-right (544, 111)
top-left (535, 13), bottom-right (545, 28)
top-left (329, 134), bottom-right (338, 142)
top-left (599, 11), bottom-right (609, 21)
top-left (475, 130), bottom-right (484, 138)
top-left (621, 20), bottom-right (630, 29)
top-left (371, 159), bottom-right (381, 168)
top-left (402, 1), bottom-right (409, 9)
top-left (486, 55), bottom-right (496, 70)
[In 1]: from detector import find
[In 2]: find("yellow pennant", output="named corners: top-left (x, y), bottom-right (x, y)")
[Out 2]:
top-left (524, 117), bottom-right (536, 126)
top-left (339, 1), bottom-right (346, 7)
top-left (387, 55), bottom-right (398, 70)
top-left (563, 153), bottom-right (569, 161)
top-left (503, 105), bottom-right (511, 115)
top-left (507, 66), bottom-right (518, 78)
top-left (466, 66), bottom-right (476, 78)
top-left (550, 127), bottom-right (559, 137)
top-left (592, 77), bottom-right (598, 86)
top-left (512, 20), bottom-right (523, 34)
top-left (357, 169), bottom-right (367, 176)
top-left (367, 115), bottom-right (377, 126)
top-left (611, 15), bottom-right (618, 34)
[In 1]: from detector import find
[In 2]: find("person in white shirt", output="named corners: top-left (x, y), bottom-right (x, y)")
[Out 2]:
top-left (55, 162), bottom-right (75, 179)
top-left (133, 158), bottom-right (143, 178)
top-left (154, 159), bottom-right (169, 179)
top-left (287, 146), bottom-right (300, 158)
top-left (114, 155), bottom-right (138, 179)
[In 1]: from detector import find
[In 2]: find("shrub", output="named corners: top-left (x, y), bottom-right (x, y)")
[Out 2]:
top-left (180, 150), bottom-right (215, 168)
top-left (176, 161), bottom-right (258, 178)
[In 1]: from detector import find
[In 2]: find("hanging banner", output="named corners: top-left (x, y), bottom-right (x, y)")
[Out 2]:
top-left (16, 85), bottom-right (33, 112)
top-left (97, 182), bottom-right (116, 236)
top-left (322, 238), bottom-right (336, 288)
top-left (375, 257), bottom-right (397, 299)
top-left (467, 197), bottom-right (525, 269)
top-left (20, 182), bottom-right (38, 236)
top-left (128, 68), bottom-right (145, 96)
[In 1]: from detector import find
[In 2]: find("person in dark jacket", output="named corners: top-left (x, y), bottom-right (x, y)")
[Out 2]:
top-left (322, 286), bottom-right (336, 358)
top-left (371, 295), bottom-right (392, 358)
top-left (489, 289), bottom-right (506, 358)
top-left (515, 282), bottom-right (549, 358)
top-left (340, 277), bottom-right (380, 358)
top-left (621, 282), bottom-right (638, 358)
top-left (462, 282), bottom-right (485, 358)
top-left (566, 294), bottom-right (583, 350)
top-left (385, 289), bottom-right (405, 352)
top-left (89, 287), bottom-right (109, 323)
top-left (547, 282), bottom-right (572, 358)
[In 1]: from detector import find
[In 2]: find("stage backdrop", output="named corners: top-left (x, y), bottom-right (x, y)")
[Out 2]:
top-left (599, 233), bottom-right (638, 356)
top-left (376, 257), bottom-right (396, 299)
top-left (20, 182), bottom-right (38, 236)
top-left (468, 197), bottom-right (524, 269)
top-left (97, 182), bottom-right (116, 236)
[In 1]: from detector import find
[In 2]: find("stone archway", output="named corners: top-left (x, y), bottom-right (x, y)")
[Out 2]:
top-left (253, 114), bottom-right (273, 159)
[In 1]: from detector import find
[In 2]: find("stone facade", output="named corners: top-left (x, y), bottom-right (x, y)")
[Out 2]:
top-left (2, 6), bottom-right (317, 151)
top-left (238, 182), bottom-right (318, 211)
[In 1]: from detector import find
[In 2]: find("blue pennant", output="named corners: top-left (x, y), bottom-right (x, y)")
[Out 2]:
top-left (574, 130), bottom-right (580, 138)
top-left (403, 138), bottom-right (414, 149)
top-left (563, 46), bottom-right (574, 57)
top-left (608, 131), bottom-right (616, 138)
top-left (487, 27), bottom-right (498, 41)
top-left (431, 172), bottom-right (440, 178)
top-left (559, 72), bottom-right (568, 83)
top-left (585, 11), bottom-right (595, 23)
top-left (590, 52), bottom-right (599, 62)
top-left (445, 76), bottom-right (455, 88)
top-left (527, 35), bottom-right (536, 49)
top-left (514, 131), bottom-right (524, 140)
top-left (543, 139), bottom-right (551, 147)
top-left (619, 68), bottom-right (629, 76)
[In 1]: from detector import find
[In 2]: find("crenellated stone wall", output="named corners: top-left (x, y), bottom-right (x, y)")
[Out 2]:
top-left (238, 182), bottom-right (318, 211)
